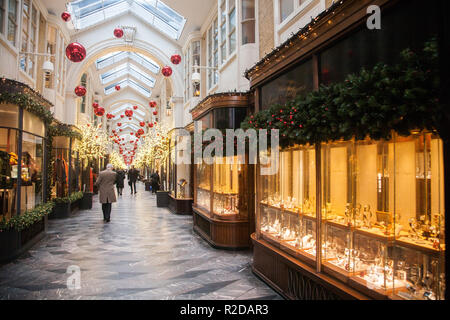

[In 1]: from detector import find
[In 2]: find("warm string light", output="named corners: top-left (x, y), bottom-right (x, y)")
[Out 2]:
top-left (133, 123), bottom-right (170, 168)
top-left (73, 122), bottom-right (110, 160)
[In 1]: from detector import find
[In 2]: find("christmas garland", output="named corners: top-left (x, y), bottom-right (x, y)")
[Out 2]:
top-left (52, 191), bottom-right (84, 205)
top-left (48, 123), bottom-right (82, 140)
top-left (242, 39), bottom-right (441, 148)
top-left (0, 92), bottom-right (53, 125)
top-left (0, 202), bottom-right (55, 232)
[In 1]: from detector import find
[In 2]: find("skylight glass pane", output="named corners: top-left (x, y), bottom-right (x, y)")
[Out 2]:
top-left (128, 79), bottom-right (151, 97)
top-left (129, 65), bottom-right (155, 87)
top-left (130, 53), bottom-right (160, 74)
top-left (105, 79), bottom-right (128, 95)
top-left (68, 0), bottom-right (128, 29)
top-left (101, 63), bottom-right (128, 84)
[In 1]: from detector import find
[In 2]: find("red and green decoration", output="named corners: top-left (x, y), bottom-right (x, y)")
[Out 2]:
top-left (242, 40), bottom-right (441, 149)
top-left (124, 109), bottom-right (133, 117)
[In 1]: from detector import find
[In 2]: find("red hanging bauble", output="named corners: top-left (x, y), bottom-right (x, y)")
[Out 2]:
top-left (170, 54), bottom-right (182, 65)
top-left (139, 121), bottom-right (145, 127)
top-left (120, 114), bottom-right (124, 118)
top-left (128, 118), bottom-right (132, 121)
top-left (115, 85), bottom-right (121, 91)
top-left (66, 42), bottom-right (86, 63)
top-left (130, 132), bottom-right (134, 136)
top-left (149, 101), bottom-right (157, 108)
top-left (96, 107), bottom-right (105, 117)
top-left (153, 110), bottom-right (158, 116)
top-left (137, 129), bottom-right (144, 136)
top-left (74, 85), bottom-right (87, 97)
top-left (119, 129), bottom-right (123, 132)
top-left (148, 123), bottom-right (154, 128)
top-left (133, 105), bottom-right (138, 110)
top-left (61, 11), bottom-right (71, 22)
top-left (92, 102), bottom-right (99, 109)
top-left (162, 66), bottom-right (173, 77)
top-left (117, 122), bottom-right (122, 127)
top-left (114, 28), bottom-right (124, 38)
top-left (125, 109), bottom-right (133, 117)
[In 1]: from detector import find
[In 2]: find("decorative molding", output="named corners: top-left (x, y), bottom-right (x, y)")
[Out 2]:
top-left (190, 91), bottom-right (252, 121)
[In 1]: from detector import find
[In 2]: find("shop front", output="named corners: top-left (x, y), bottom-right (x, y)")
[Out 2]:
top-left (191, 92), bottom-right (255, 249)
top-left (244, 0), bottom-right (446, 299)
top-left (167, 128), bottom-right (193, 215)
top-left (0, 79), bottom-right (53, 263)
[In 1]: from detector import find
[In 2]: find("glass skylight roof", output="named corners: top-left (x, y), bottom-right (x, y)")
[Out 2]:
top-left (101, 63), bottom-right (155, 88)
top-left (96, 51), bottom-right (160, 75)
top-left (67, 0), bottom-right (186, 39)
top-left (104, 78), bottom-right (152, 97)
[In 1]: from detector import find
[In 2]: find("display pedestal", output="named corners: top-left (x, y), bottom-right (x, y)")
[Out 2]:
top-left (251, 233), bottom-right (370, 300)
top-left (0, 218), bottom-right (45, 264)
top-left (80, 193), bottom-right (93, 210)
top-left (168, 194), bottom-right (192, 215)
top-left (49, 203), bottom-right (70, 219)
top-left (193, 206), bottom-right (251, 249)
top-left (156, 191), bottom-right (169, 207)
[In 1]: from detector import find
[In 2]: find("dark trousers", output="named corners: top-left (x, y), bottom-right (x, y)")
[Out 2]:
top-left (151, 183), bottom-right (159, 194)
top-left (102, 202), bottom-right (112, 221)
top-left (117, 186), bottom-right (123, 195)
top-left (130, 181), bottom-right (137, 193)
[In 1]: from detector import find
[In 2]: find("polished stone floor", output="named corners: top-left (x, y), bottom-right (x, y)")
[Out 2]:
top-left (0, 183), bottom-right (281, 300)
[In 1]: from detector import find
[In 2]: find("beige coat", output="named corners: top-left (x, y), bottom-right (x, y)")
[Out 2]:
top-left (95, 170), bottom-right (117, 204)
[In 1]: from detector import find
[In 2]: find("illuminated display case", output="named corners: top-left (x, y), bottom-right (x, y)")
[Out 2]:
top-left (255, 132), bottom-right (445, 300)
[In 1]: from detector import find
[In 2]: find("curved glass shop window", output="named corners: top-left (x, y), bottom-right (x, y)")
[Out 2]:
top-left (212, 156), bottom-right (248, 220)
top-left (260, 59), bottom-right (313, 110)
top-left (196, 162), bottom-right (211, 213)
top-left (52, 136), bottom-right (70, 198)
top-left (20, 132), bottom-right (43, 213)
top-left (213, 107), bottom-right (247, 130)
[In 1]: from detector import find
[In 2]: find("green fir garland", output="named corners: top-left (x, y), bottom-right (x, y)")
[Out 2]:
top-left (242, 39), bottom-right (441, 148)
top-left (52, 191), bottom-right (84, 205)
top-left (0, 202), bottom-right (55, 232)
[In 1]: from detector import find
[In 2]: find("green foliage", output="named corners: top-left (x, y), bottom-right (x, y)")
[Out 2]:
top-left (0, 202), bottom-right (55, 232)
top-left (242, 39), bottom-right (441, 148)
top-left (0, 92), bottom-right (53, 125)
top-left (52, 191), bottom-right (84, 204)
top-left (48, 124), bottom-right (82, 140)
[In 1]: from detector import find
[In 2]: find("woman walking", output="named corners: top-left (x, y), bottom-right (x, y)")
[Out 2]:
top-left (115, 169), bottom-right (126, 196)
top-left (95, 164), bottom-right (117, 222)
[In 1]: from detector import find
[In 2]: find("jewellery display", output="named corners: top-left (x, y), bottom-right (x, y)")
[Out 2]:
top-left (256, 132), bottom-right (445, 299)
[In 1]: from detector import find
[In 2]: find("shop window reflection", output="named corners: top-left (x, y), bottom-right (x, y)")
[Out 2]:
top-left (0, 128), bottom-right (19, 221)
top-left (21, 132), bottom-right (43, 213)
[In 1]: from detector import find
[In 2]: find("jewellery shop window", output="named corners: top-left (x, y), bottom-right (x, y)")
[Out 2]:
top-left (70, 139), bottom-right (82, 193)
top-left (212, 155), bottom-right (249, 220)
top-left (196, 162), bottom-right (211, 213)
top-left (258, 145), bottom-right (317, 265)
top-left (319, 132), bottom-right (445, 300)
top-left (169, 143), bottom-right (176, 197)
top-left (52, 136), bottom-right (69, 198)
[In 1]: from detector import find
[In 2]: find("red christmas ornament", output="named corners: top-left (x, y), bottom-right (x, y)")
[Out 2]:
top-left (115, 85), bottom-right (121, 91)
top-left (61, 11), bottom-right (71, 22)
top-left (128, 118), bottom-right (132, 121)
top-left (120, 114), bottom-right (124, 118)
top-left (119, 129), bottom-right (123, 132)
top-left (148, 123), bottom-right (154, 128)
top-left (133, 105), bottom-right (138, 110)
top-left (125, 109), bottom-right (133, 117)
top-left (153, 111), bottom-right (158, 116)
top-left (162, 66), bottom-right (172, 77)
top-left (96, 107), bottom-right (105, 117)
top-left (66, 42), bottom-right (86, 63)
top-left (170, 54), bottom-right (182, 65)
top-left (149, 101), bottom-right (157, 108)
top-left (113, 28), bottom-right (124, 38)
top-left (140, 121), bottom-right (145, 127)
top-left (138, 129), bottom-right (144, 136)
top-left (74, 85), bottom-right (87, 97)
top-left (117, 122), bottom-right (122, 127)
top-left (130, 132), bottom-right (134, 136)
top-left (92, 102), bottom-right (99, 109)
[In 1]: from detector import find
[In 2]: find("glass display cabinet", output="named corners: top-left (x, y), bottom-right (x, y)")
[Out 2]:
top-left (191, 92), bottom-right (254, 249)
top-left (258, 145), bottom-right (317, 265)
top-left (254, 131), bottom-right (445, 300)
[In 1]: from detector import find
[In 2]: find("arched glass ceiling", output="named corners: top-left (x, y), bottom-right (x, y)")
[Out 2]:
top-left (101, 63), bottom-right (156, 88)
top-left (96, 51), bottom-right (160, 75)
top-left (105, 78), bottom-right (151, 97)
top-left (67, 0), bottom-right (186, 40)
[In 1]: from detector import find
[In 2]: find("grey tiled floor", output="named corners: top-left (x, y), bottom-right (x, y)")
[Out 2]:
top-left (0, 183), bottom-right (282, 300)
